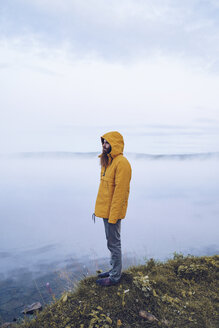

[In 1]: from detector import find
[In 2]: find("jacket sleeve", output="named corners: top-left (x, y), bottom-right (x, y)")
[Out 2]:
top-left (108, 159), bottom-right (131, 224)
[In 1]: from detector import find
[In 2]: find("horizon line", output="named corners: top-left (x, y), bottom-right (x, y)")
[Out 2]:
top-left (1, 151), bottom-right (219, 161)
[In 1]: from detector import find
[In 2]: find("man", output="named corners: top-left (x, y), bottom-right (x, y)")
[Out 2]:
top-left (94, 131), bottom-right (132, 286)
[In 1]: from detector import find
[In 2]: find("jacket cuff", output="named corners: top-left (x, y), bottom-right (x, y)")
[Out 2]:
top-left (108, 218), bottom-right (118, 224)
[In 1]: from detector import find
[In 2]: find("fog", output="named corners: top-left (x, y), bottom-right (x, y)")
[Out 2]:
top-left (1, 154), bottom-right (218, 279)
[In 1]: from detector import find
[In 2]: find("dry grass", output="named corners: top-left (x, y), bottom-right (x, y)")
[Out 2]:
top-left (15, 254), bottom-right (219, 328)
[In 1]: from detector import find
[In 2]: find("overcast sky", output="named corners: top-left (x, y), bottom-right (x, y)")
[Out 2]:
top-left (0, 0), bottom-right (219, 153)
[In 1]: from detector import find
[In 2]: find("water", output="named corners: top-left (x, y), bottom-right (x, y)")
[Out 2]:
top-left (1, 153), bottom-right (218, 274)
top-left (0, 152), bottom-right (219, 321)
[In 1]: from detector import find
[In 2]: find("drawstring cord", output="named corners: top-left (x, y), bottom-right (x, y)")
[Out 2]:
top-left (92, 213), bottom-right (96, 223)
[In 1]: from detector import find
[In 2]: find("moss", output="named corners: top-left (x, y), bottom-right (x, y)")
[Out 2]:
top-left (15, 255), bottom-right (219, 328)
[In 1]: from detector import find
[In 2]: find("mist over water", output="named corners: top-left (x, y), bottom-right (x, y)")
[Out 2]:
top-left (0, 152), bottom-right (218, 279)
top-left (1, 0), bottom-right (219, 321)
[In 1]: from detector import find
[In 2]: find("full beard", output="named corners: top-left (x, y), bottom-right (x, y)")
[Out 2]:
top-left (100, 152), bottom-right (109, 167)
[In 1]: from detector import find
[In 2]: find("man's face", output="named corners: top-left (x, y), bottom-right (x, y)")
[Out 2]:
top-left (102, 139), bottom-right (111, 154)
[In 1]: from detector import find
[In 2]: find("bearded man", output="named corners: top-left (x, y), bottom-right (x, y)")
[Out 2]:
top-left (94, 131), bottom-right (132, 286)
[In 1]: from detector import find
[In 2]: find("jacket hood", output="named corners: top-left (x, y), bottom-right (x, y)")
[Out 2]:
top-left (101, 131), bottom-right (124, 158)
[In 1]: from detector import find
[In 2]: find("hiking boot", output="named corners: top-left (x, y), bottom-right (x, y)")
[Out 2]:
top-left (96, 277), bottom-right (119, 286)
top-left (97, 271), bottom-right (110, 278)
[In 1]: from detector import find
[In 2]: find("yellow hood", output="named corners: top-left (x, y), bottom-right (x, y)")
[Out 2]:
top-left (101, 131), bottom-right (124, 158)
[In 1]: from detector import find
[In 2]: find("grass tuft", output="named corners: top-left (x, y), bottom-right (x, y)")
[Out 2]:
top-left (14, 254), bottom-right (219, 328)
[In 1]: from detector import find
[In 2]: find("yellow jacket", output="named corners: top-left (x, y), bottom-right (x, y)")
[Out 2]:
top-left (95, 131), bottom-right (132, 224)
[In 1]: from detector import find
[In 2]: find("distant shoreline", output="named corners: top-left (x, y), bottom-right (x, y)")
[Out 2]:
top-left (1, 151), bottom-right (219, 160)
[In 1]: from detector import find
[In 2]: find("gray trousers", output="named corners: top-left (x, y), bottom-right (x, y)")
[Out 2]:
top-left (103, 218), bottom-right (122, 283)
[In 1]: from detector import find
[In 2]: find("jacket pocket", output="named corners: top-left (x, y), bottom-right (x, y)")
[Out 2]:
top-left (101, 176), bottom-right (115, 194)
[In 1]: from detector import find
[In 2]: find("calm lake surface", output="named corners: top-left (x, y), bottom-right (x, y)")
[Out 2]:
top-left (0, 153), bottom-right (219, 320)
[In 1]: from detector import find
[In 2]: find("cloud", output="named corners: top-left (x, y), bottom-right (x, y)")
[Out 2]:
top-left (1, 0), bottom-right (219, 65)
top-left (0, 63), bottom-right (11, 69)
top-left (0, 37), bottom-right (219, 129)
top-left (0, 1), bottom-right (219, 153)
